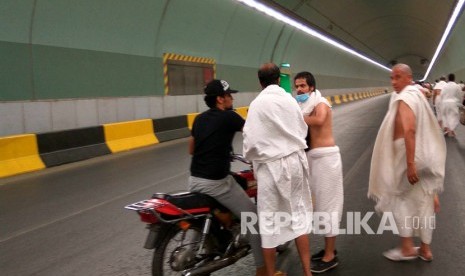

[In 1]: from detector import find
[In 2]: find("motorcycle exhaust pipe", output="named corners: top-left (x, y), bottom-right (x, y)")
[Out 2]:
top-left (182, 246), bottom-right (250, 276)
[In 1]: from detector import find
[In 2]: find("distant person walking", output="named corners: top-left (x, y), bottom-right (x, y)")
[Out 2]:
top-left (441, 73), bottom-right (463, 137)
top-left (433, 76), bottom-right (447, 127)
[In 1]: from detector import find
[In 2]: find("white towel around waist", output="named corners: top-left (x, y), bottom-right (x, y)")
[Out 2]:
top-left (308, 146), bottom-right (340, 158)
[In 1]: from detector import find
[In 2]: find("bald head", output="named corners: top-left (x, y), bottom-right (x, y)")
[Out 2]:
top-left (391, 63), bottom-right (413, 92)
top-left (392, 63), bottom-right (412, 77)
top-left (258, 63), bottom-right (280, 88)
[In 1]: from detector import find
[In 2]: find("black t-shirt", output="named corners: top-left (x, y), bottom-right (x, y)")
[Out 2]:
top-left (190, 108), bottom-right (245, 180)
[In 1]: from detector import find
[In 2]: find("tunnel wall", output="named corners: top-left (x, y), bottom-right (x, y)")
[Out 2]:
top-left (1, 0), bottom-right (393, 136)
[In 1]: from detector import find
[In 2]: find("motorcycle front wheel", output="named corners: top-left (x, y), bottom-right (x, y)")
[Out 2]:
top-left (152, 224), bottom-right (212, 276)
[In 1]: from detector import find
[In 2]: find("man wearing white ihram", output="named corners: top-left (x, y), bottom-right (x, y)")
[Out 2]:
top-left (243, 63), bottom-right (313, 276)
top-left (369, 63), bottom-right (446, 262)
top-left (440, 73), bottom-right (463, 137)
top-left (433, 76), bottom-right (447, 127)
top-left (294, 71), bottom-right (343, 274)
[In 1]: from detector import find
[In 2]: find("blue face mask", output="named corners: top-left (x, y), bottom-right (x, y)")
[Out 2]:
top-left (295, 93), bottom-right (309, 103)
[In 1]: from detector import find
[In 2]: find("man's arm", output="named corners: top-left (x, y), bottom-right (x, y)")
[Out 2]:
top-left (432, 89), bottom-right (440, 105)
top-left (189, 136), bottom-right (195, 155)
top-left (398, 101), bottom-right (418, 184)
top-left (303, 103), bottom-right (328, 126)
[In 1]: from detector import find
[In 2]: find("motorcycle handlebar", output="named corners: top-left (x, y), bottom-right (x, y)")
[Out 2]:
top-left (230, 154), bottom-right (251, 165)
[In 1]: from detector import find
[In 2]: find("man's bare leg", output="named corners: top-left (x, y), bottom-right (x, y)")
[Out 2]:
top-left (256, 266), bottom-right (268, 276)
top-left (322, 236), bottom-right (336, 261)
top-left (400, 237), bottom-right (417, 256)
top-left (262, 248), bottom-right (277, 276)
top-left (295, 235), bottom-right (312, 276)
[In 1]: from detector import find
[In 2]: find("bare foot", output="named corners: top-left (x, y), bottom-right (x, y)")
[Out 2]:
top-left (419, 244), bottom-right (433, 261)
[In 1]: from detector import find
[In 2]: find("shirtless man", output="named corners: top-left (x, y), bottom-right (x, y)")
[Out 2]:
top-left (369, 64), bottom-right (445, 262)
top-left (295, 71), bottom-right (343, 273)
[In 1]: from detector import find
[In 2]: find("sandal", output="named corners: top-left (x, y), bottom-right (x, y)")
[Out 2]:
top-left (419, 254), bottom-right (433, 262)
top-left (383, 248), bottom-right (417, 261)
top-left (416, 247), bottom-right (433, 262)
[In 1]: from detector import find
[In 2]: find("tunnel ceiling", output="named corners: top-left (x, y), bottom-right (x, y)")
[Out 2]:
top-left (261, 0), bottom-right (458, 78)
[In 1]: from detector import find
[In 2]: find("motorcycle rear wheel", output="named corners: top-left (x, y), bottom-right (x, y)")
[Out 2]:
top-left (152, 225), bottom-right (212, 276)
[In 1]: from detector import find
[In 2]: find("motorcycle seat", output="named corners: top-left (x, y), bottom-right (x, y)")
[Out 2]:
top-left (152, 192), bottom-right (227, 212)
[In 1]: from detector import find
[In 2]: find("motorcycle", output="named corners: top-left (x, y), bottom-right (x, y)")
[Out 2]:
top-left (125, 154), bottom-right (288, 276)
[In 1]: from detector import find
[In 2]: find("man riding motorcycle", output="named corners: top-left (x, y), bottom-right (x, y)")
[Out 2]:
top-left (188, 79), bottom-right (266, 276)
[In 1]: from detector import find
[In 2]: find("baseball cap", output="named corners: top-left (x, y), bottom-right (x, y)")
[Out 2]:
top-left (204, 79), bottom-right (238, 96)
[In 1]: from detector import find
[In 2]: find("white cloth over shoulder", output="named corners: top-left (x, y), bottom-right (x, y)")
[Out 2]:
top-left (298, 89), bottom-right (331, 116)
top-left (243, 85), bottom-right (307, 163)
top-left (368, 85), bottom-right (446, 205)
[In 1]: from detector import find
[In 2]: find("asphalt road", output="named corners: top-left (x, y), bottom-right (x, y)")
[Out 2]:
top-left (1, 93), bottom-right (465, 276)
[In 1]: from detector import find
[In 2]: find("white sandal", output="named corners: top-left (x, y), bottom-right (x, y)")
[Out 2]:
top-left (383, 248), bottom-right (417, 261)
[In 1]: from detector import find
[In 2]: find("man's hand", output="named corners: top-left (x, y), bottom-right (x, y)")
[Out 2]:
top-left (407, 162), bottom-right (419, 184)
top-left (434, 194), bottom-right (440, 213)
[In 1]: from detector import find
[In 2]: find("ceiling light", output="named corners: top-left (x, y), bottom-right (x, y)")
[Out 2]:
top-left (421, 0), bottom-right (465, 81)
top-left (235, 0), bottom-right (391, 71)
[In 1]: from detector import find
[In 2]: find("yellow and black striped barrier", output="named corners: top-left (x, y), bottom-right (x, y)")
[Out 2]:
top-left (0, 90), bottom-right (386, 178)
top-left (0, 134), bottom-right (46, 178)
top-left (103, 119), bottom-right (159, 153)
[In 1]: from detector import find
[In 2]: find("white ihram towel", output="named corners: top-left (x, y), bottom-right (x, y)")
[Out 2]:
top-left (307, 146), bottom-right (343, 237)
top-left (255, 151), bottom-right (313, 248)
top-left (243, 84), bottom-right (312, 248)
top-left (299, 89), bottom-right (331, 116)
top-left (368, 85), bottom-right (446, 208)
top-left (243, 85), bottom-right (307, 163)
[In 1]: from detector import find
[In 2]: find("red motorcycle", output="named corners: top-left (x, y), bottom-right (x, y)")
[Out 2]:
top-left (125, 154), bottom-right (286, 276)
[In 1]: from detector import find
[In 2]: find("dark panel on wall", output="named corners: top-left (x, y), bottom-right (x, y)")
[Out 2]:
top-left (167, 59), bottom-right (214, 96)
top-left (37, 126), bottom-right (111, 167)
top-left (32, 45), bottom-right (164, 99)
top-left (0, 41), bottom-right (33, 100)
